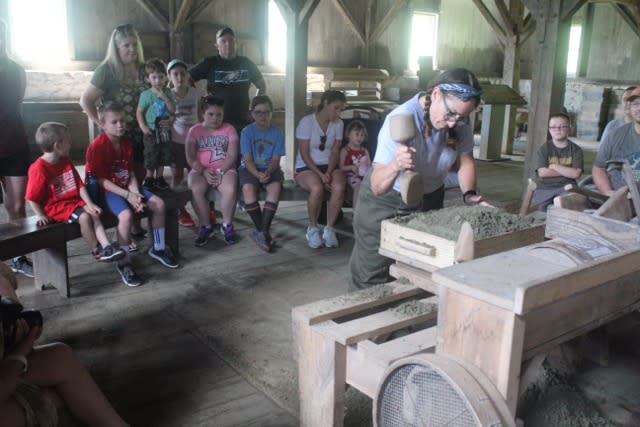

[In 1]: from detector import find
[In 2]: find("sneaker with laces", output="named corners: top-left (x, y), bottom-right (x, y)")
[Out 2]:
top-left (99, 244), bottom-right (125, 262)
top-left (322, 226), bottom-right (339, 248)
top-left (116, 263), bottom-right (142, 287)
top-left (148, 247), bottom-right (179, 268)
top-left (11, 256), bottom-right (34, 278)
top-left (250, 230), bottom-right (271, 252)
top-left (194, 225), bottom-right (214, 247)
top-left (142, 177), bottom-right (155, 190)
top-left (155, 176), bottom-right (170, 191)
top-left (178, 209), bottom-right (195, 227)
top-left (306, 226), bottom-right (323, 249)
top-left (221, 223), bottom-right (236, 245)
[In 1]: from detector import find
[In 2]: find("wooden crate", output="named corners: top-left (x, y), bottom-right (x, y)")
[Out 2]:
top-left (379, 213), bottom-right (545, 271)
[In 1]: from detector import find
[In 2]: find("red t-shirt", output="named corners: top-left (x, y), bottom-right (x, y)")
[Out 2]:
top-left (85, 133), bottom-right (133, 191)
top-left (25, 156), bottom-right (85, 222)
top-left (342, 147), bottom-right (368, 177)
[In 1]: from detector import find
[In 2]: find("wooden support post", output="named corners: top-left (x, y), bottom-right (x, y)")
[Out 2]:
top-left (479, 104), bottom-right (507, 161)
top-left (522, 0), bottom-right (571, 186)
top-left (293, 313), bottom-right (347, 427)
top-left (32, 241), bottom-right (70, 298)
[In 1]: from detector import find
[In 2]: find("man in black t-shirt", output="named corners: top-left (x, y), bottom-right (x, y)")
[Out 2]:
top-left (189, 27), bottom-right (267, 135)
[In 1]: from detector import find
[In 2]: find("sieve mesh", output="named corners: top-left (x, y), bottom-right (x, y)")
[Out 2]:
top-left (377, 363), bottom-right (479, 427)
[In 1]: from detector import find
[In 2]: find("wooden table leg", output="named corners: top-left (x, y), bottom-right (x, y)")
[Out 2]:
top-left (32, 242), bottom-right (70, 298)
top-left (293, 314), bottom-right (347, 427)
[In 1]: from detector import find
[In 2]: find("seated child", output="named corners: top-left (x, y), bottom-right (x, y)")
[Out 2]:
top-left (239, 95), bottom-right (285, 252)
top-left (167, 58), bottom-right (199, 227)
top-left (339, 120), bottom-right (371, 210)
top-left (86, 102), bottom-right (178, 287)
top-left (136, 57), bottom-right (175, 191)
top-left (532, 113), bottom-right (584, 211)
top-left (25, 122), bottom-right (124, 262)
top-left (186, 96), bottom-right (239, 247)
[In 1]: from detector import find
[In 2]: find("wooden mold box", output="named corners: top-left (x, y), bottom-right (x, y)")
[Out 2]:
top-left (379, 214), bottom-right (545, 272)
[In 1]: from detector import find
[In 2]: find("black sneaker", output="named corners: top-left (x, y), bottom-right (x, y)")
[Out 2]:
top-left (194, 225), bottom-right (214, 247)
top-left (11, 256), bottom-right (34, 278)
top-left (155, 176), bottom-right (170, 191)
top-left (116, 263), bottom-right (142, 287)
top-left (148, 247), bottom-right (179, 269)
top-left (142, 177), bottom-right (155, 190)
top-left (99, 244), bottom-right (125, 262)
top-left (250, 230), bottom-right (271, 252)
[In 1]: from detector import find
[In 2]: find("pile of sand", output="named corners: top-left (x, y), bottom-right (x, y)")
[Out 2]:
top-left (405, 206), bottom-right (535, 240)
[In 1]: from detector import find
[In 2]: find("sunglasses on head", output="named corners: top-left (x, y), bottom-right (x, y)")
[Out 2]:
top-left (319, 135), bottom-right (327, 151)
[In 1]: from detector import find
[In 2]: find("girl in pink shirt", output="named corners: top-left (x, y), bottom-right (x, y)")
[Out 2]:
top-left (186, 96), bottom-right (239, 246)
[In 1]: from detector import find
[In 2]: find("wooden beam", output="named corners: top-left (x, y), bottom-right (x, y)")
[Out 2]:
top-left (520, 18), bottom-right (536, 45)
top-left (495, 0), bottom-right (516, 36)
top-left (174, 0), bottom-right (193, 32)
top-left (472, 0), bottom-right (508, 43)
top-left (332, 0), bottom-right (365, 44)
top-left (134, 0), bottom-right (169, 31)
top-left (298, 0), bottom-right (321, 25)
top-left (612, 3), bottom-right (640, 38)
top-left (561, 0), bottom-right (588, 20)
top-left (274, 0), bottom-right (294, 16)
top-left (186, 0), bottom-right (214, 23)
top-left (363, 0), bottom-right (373, 65)
top-left (369, 0), bottom-right (408, 43)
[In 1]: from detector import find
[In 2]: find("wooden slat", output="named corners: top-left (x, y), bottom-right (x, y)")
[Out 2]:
top-left (314, 296), bottom-right (438, 345)
top-left (545, 207), bottom-right (640, 249)
top-left (389, 262), bottom-right (438, 294)
top-left (292, 281), bottom-right (425, 325)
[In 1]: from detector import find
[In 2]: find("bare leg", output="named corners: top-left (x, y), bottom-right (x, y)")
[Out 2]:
top-left (172, 167), bottom-right (184, 188)
top-left (155, 166), bottom-right (164, 180)
top-left (146, 195), bottom-right (166, 229)
top-left (217, 171), bottom-right (237, 225)
top-left (116, 209), bottom-right (133, 247)
top-left (1, 176), bottom-right (27, 220)
top-left (189, 174), bottom-right (211, 227)
top-left (26, 343), bottom-right (129, 427)
top-left (78, 212), bottom-right (99, 250)
top-left (327, 170), bottom-right (346, 227)
top-left (295, 171), bottom-right (324, 227)
top-left (351, 182), bottom-right (361, 209)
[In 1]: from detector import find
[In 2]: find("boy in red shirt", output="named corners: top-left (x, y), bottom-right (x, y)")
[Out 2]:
top-left (86, 102), bottom-right (178, 287)
top-left (25, 122), bottom-right (124, 262)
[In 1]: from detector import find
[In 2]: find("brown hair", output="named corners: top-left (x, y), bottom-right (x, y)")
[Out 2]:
top-left (35, 122), bottom-right (68, 153)
top-left (144, 57), bottom-right (167, 76)
top-left (317, 90), bottom-right (347, 112)
top-left (344, 120), bottom-right (368, 146)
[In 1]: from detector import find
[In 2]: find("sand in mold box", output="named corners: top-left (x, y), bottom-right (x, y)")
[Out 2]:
top-left (380, 206), bottom-right (546, 271)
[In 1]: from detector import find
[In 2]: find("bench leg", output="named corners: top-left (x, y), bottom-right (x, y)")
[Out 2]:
top-left (293, 316), bottom-right (347, 427)
top-left (32, 243), bottom-right (70, 298)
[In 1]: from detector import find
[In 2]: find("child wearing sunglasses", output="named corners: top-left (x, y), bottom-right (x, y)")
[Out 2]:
top-left (294, 90), bottom-right (347, 249)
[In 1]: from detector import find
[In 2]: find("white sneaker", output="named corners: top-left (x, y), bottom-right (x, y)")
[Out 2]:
top-left (323, 226), bottom-right (339, 248)
top-left (306, 225), bottom-right (323, 249)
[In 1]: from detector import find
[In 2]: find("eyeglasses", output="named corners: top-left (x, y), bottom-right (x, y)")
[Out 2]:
top-left (319, 135), bottom-right (327, 151)
top-left (630, 101), bottom-right (640, 109)
top-left (252, 109), bottom-right (272, 116)
top-left (441, 95), bottom-right (465, 123)
top-left (548, 125), bottom-right (570, 130)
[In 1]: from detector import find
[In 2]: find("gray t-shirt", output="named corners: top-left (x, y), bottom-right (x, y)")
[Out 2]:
top-left (594, 123), bottom-right (640, 190)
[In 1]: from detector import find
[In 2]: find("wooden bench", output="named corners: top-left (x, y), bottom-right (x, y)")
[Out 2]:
top-left (0, 187), bottom-right (191, 298)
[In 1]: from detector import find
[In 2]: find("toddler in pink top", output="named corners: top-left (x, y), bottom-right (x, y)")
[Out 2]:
top-left (186, 96), bottom-right (239, 246)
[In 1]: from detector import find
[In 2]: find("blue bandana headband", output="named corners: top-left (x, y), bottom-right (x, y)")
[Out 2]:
top-left (438, 83), bottom-right (482, 101)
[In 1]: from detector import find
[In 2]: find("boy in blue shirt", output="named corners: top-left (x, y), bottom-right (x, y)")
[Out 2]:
top-left (239, 96), bottom-right (285, 252)
top-left (136, 57), bottom-right (175, 191)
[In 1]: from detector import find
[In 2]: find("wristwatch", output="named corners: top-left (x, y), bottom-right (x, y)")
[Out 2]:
top-left (5, 355), bottom-right (28, 373)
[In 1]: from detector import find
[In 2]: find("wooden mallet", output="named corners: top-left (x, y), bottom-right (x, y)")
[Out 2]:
top-left (389, 114), bottom-right (424, 206)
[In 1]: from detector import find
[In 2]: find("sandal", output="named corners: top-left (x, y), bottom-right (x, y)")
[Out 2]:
top-left (128, 241), bottom-right (139, 253)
